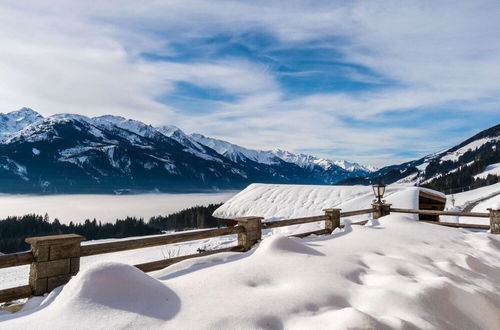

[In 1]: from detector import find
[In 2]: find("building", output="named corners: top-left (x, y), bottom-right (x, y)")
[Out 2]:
top-left (214, 184), bottom-right (446, 230)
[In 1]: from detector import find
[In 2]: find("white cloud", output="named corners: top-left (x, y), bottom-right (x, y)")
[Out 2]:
top-left (0, 0), bottom-right (498, 166)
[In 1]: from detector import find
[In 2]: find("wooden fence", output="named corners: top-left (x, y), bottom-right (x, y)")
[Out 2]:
top-left (1, 203), bottom-right (498, 304)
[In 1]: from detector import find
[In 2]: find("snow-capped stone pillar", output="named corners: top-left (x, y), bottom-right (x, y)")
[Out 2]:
top-left (488, 208), bottom-right (500, 234)
top-left (323, 208), bottom-right (341, 233)
top-left (372, 203), bottom-right (391, 219)
top-left (25, 234), bottom-right (84, 295)
top-left (235, 217), bottom-right (263, 251)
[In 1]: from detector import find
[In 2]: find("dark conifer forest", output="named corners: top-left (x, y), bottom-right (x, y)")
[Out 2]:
top-left (0, 203), bottom-right (223, 254)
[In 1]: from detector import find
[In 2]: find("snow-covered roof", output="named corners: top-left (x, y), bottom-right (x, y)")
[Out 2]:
top-left (213, 183), bottom-right (445, 221)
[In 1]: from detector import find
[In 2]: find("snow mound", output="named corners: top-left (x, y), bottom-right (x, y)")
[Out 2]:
top-left (2, 217), bottom-right (500, 329)
top-left (48, 262), bottom-right (180, 323)
top-left (253, 235), bottom-right (324, 257)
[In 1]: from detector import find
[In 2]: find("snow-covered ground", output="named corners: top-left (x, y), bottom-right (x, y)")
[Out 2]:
top-left (2, 183), bottom-right (498, 292)
top-left (0, 192), bottom-right (236, 224)
top-left (442, 182), bottom-right (500, 224)
top-left (0, 233), bottom-right (238, 291)
top-left (1, 215), bottom-right (499, 329)
top-left (474, 163), bottom-right (500, 179)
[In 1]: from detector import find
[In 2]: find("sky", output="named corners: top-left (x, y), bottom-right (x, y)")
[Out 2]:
top-left (0, 1), bottom-right (499, 167)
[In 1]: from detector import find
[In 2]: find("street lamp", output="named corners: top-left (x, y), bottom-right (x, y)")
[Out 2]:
top-left (372, 182), bottom-right (386, 204)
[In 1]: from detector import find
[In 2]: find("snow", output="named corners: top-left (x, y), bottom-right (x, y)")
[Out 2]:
top-left (0, 158), bottom-right (28, 181)
top-left (474, 162), bottom-right (500, 179)
top-left (0, 108), bottom-right (43, 142)
top-left (443, 183), bottom-right (500, 224)
top-left (0, 109), bottom-right (373, 180)
top-left (191, 134), bottom-right (372, 173)
top-left (213, 184), bottom-right (446, 235)
top-left (93, 115), bottom-right (159, 140)
top-left (2, 215), bottom-right (499, 329)
top-left (191, 133), bottom-right (282, 165)
top-left (214, 183), bottom-right (442, 221)
top-left (440, 137), bottom-right (499, 162)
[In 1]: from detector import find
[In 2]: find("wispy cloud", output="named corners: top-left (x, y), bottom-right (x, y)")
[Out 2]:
top-left (0, 0), bottom-right (498, 166)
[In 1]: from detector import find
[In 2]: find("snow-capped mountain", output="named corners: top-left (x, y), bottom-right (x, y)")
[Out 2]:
top-left (0, 107), bottom-right (43, 141)
top-left (270, 148), bottom-right (374, 173)
top-left (189, 133), bottom-right (373, 179)
top-left (0, 108), bottom-right (374, 193)
top-left (341, 124), bottom-right (500, 192)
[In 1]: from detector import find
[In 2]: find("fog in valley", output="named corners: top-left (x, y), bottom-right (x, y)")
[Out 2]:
top-left (0, 192), bottom-right (237, 224)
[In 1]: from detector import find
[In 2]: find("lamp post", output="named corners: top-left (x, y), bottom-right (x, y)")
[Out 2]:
top-left (372, 182), bottom-right (386, 204)
top-left (371, 182), bottom-right (390, 219)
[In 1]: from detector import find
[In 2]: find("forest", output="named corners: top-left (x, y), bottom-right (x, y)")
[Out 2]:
top-left (0, 203), bottom-right (223, 254)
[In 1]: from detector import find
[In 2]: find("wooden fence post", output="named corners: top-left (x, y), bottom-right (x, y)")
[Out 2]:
top-left (323, 208), bottom-right (341, 233)
top-left (25, 234), bottom-right (84, 295)
top-left (235, 217), bottom-right (263, 251)
top-left (372, 203), bottom-right (391, 219)
top-left (488, 208), bottom-right (500, 234)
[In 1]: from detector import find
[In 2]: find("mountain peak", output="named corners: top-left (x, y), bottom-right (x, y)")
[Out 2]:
top-left (8, 107), bottom-right (42, 118)
top-left (0, 107), bottom-right (44, 138)
top-left (157, 125), bottom-right (183, 137)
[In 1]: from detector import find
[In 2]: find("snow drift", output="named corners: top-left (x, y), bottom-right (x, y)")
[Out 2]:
top-left (2, 214), bottom-right (499, 329)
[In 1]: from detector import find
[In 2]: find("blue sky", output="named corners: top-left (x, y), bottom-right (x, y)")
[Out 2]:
top-left (0, 1), bottom-right (499, 166)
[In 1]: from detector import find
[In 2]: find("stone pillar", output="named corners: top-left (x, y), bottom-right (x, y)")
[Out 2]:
top-left (372, 203), bottom-right (391, 219)
top-left (25, 234), bottom-right (84, 295)
top-left (323, 208), bottom-right (341, 233)
top-left (488, 208), bottom-right (500, 234)
top-left (235, 217), bottom-right (263, 251)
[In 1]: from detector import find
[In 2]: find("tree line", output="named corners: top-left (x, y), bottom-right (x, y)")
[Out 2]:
top-left (423, 141), bottom-right (499, 194)
top-left (0, 203), bottom-right (223, 254)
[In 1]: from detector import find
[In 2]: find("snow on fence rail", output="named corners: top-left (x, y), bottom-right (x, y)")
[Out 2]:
top-left (0, 204), bottom-right (498, 304)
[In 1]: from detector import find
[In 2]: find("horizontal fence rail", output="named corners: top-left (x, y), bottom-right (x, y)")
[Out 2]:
top-left (391, 208), bottom-right (489, 218)
top-left (1, 202), bottom-right (498, 306)
top-left (0, 252), bottom-right (33, 269)
top-left (0, 285), bottom-right (32, 304)
top-left (262, 215), bottom-right (329, 229)
top-left (340, 208), bottom-right (376, 217)
top-left (134, 246), bottom-right (245, 273)
top-left (291, 229), bottom-right (331, 238)
top-left (80, 226), bottom-right (244, 257)
top-left (419, 221), bottom-right (490, 230)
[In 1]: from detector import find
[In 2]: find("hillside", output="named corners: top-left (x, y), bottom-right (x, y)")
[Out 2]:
top-left (340, 124), bottom-right (500, 193)
top-left (1, 108), bottom-right (497, 194)
top-left (0, 108), bottom-right (371, 193)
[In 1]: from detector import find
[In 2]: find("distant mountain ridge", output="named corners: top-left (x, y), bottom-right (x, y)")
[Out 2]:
top-left (340, 124), bottom-right (500, 192)
top-left (0, 108), bottom-right (373, 193)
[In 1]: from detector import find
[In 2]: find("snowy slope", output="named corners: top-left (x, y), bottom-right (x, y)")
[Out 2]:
top-left (344, 124), bottom-right (500, 186)
top-left (0, 108), bottom-right (42, 142)
top-left (441, 137), bottom-right (500, 162)
top-left (446, 182), bottom-right (500, 210)
top-left (474, 162), bottom-right (500, 179)
top-left (0, 108), bottom-right (375, 192)
top-left (190, 133), bottom-right (282, 165)
top-left (191, 133), bottom-right (373, 174)
top-left (156, 126), bottom-right (228, 163)
top-left (442, 182), bottom-right (500, 224)
top-left (1, 215), bottom-right (499, 329)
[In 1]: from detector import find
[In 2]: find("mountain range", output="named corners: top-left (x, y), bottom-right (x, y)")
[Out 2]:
top-left (340, 124), bottom-right (500, 193)
top-left (0, 108), bottom-right (497, 194)
top-left (0, 108), bottom-right (373, 193)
